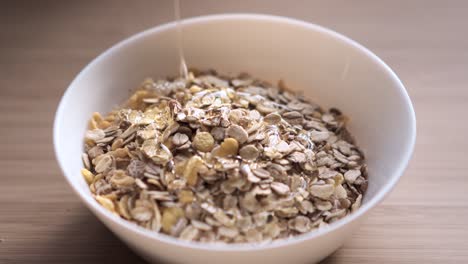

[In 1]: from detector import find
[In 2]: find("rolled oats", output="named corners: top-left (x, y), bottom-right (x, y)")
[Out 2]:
top-left (252, 168), bottom-right (271, 179)
top-left (179, 225), bottom-right (199, 241)
top-left (288, 215), bottom-right (311, 233)
top-left (270, 182), bottom-right (290, 196)
top-left (82, 71), bottom-right (367, 244)
top-left (172, 133), bottom-right (189, 146)
top-left (309, 184), bottom-right (335, 200)
top-left (226, 124), bottom-right (249, 144)
top-left (82, 153), bottom-right (91, 170)
top-left (344, 169), bottom-right (361, 184)
top-left (239, 145), bottom-right (260, 160)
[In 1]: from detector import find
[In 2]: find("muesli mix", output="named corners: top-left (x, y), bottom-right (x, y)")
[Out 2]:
top-left (81, 70), bottom-right (367, 243)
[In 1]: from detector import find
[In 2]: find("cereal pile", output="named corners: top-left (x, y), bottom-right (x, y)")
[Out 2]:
top-left (81, 70), bottom-right (367, 243)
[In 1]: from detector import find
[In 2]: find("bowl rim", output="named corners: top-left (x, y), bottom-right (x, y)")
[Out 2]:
top-left (53, 13), bottom-right (416, 251)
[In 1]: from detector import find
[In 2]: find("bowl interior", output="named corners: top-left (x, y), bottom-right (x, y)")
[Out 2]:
top-left (54, 14), bottom-right (415, 247)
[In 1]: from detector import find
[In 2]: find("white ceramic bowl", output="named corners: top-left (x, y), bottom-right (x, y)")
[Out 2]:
top-left (54, 14), bottom-right (416, 264)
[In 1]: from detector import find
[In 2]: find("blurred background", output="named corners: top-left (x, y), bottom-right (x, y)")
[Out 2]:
top-left (1, 0), bottom-right (467, 263)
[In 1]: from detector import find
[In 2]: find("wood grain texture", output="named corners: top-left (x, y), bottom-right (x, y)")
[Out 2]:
top-left (1, 0), bottom-right (467, 263)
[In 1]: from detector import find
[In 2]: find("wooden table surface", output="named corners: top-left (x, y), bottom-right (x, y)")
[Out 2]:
top-left (1, 0), bottom-right (467, 263)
